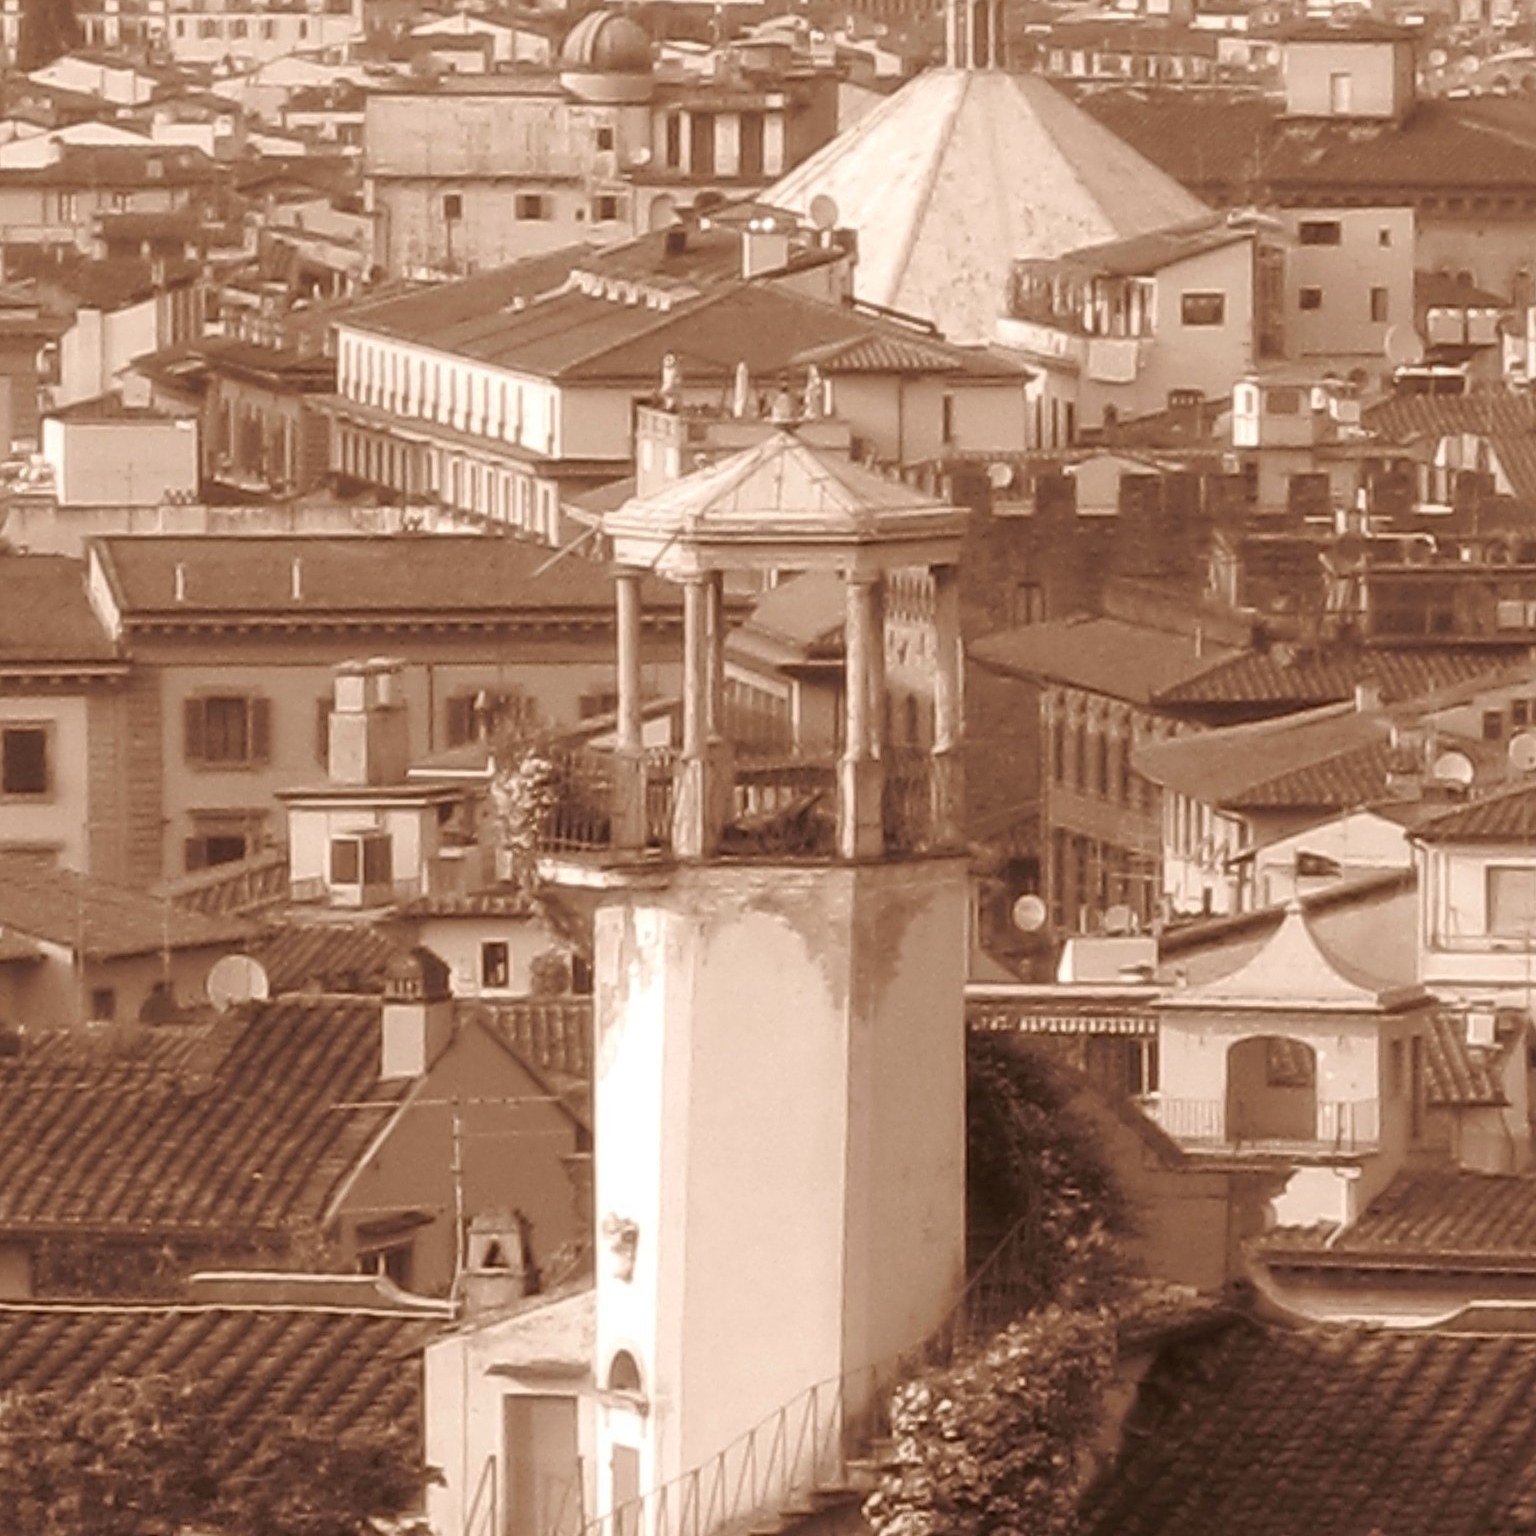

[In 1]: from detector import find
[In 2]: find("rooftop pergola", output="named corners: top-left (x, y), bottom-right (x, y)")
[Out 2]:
top-left (600, 430), bottom-right (967, 861)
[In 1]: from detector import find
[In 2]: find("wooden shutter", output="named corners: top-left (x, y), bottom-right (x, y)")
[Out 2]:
top-left (249, 696), bottom-right (272, 764)
top-left (446, 694), bottom-right (475, 747)
top-left (183, 697), bottom-right (206, 763)
top-left (315, 695), bottom-right (333, 766)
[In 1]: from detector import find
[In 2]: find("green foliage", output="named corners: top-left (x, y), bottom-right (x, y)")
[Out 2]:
top-left (0, 1373), bottom-right (426, 1536)
top-left (865, 1307), bottom-right (1117, 1536)
top-left (863, 1038), bottom-right (1136, 1536)
top-left (966, 1033), bottom-right (1129, 1311)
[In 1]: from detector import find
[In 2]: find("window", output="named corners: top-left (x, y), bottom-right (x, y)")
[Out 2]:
top-left (1370, 286), bottom-right (1390, 323)
top-left (941, 392), bottom-right (956, 444)
top-left (1379, 226), bottom-right (1393, 247)
top-left (1488, 865), bottom-right (1536, 936)
top-left (184, 829), bottom-right (250, 871)
top-left (184, 695), bottom-right (271, 767)
top-left (1515, 698), bottom-right (1533, 727)
top-left (664, 113), bottom-right (682, 168)
top-left (360, 1243), bottom-right (413, 1289)
top-left (1266, 386), bottom-right (1302, 415)
top-left (592, 194), bottom-right (620, 223)
top-left (514, 193), bottom-right (548, 221)
top-left (1, 725), bottom-right (49, 797)
top-left (595, 125), bottom-right (615, 151)
top-left (1180, 291), bottom-right (1225, 326)
top-left (443, 192), bottom-right (463, 221)
top-left (330, 833), bottom-right (391, 888)
top-left (231, 18), bottom-right (247, 37)
top-left (1299, 287), bottom-right (1323, 312)
top-left (1483, 709), bottom-right (1505, 741)
top-left (481, 940), bottom-right (510, 989)
top-left (1297, 219), bottom-right (1342, 246)
top-left (262, 17), bottom-right (275, 37)
top-left (1009, 581), bottom-right (1044, 626)
top-left (90, 987), bottom-right (116, 1022)
top-left (1329, 71), bottom-right (1353, 113)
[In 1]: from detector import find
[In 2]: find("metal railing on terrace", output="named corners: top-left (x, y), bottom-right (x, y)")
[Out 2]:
top-left (1141, 1094), bottom-right (1382, 1153)
top-left (537, 743), bottom-right (947, 863)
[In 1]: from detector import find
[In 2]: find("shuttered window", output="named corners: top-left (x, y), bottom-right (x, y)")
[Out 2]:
top-left (184, 696), bottom-right (272, 766)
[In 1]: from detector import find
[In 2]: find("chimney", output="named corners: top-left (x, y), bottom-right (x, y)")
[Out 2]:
top-left (328, 657), bottom-right (410, 786)
top-left (380, 947), bottom-right (454, 1081)
top-left (459, 1209), bottom-right (539, 1316)
top-left (741, 216), bottom-right (791, 280)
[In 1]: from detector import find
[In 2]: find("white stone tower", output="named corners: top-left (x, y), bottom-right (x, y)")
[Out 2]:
top-left (579, 431), bottom-right (970, 1529)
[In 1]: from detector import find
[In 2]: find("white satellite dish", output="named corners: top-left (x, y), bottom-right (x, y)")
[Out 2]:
top-left (808, 193), bottom-right (840, 231)
top-left (987, 461), bottom-right (1016, 490)
top-left (1384, 324), bottom-right (1427, 369)
top-left (1510, 731), bottom-right (1536, 772)
top-left (206, 953), bottom-right (270, 1011)
top-left (1102, 903), bottom-right (1137, 936)
top-left (1011, 893), bottom-right (1048, 933)
top-left (1431, 749), bottom-right (1475, 787)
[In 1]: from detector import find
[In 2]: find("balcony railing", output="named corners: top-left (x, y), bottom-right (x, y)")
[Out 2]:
top-left (1141, 1095), bottom-right (1381, 1153)
top-left (539, 744), bottom-right (948, 863)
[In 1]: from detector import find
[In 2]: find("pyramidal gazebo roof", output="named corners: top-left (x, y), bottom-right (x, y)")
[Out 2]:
top-left (603, 431), bottom-right (964, 575)
top-left (1162, 901), bottom-right (1429, 1015)
top-left (767, 68), bottom-right (1209, 343)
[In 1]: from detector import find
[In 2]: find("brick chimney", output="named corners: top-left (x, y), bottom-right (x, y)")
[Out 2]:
top-left (329, 657), bottom-right (410, 786)
top-left (380, 947), bottom-right (454, 1080)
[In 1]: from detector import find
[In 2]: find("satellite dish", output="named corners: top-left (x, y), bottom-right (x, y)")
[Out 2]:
top-left (1384, 325), bottom-right (1427, 369)
top-left (206, 954), bottom-right (270, 1011)
top-left (987, 461), bottom-right (1016, 490)
top-left (627, 145), bottom-right (652, 168)
top-left (1431, 749), bottom-right (1475, 787)
top-left (809, 193), bottom-right (839, 231)
top-left (1510, 731), bottom-right (1536, 772)
top-left (1011, 893), bottom-right (1048, 933)
top-left (1102, 903), bottom-right (1136, 936)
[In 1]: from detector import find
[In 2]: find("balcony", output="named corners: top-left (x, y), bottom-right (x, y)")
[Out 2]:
top-left (1141, 1094), bottom-right (1381, 1155)
top-left (537, 743), bottom-right (953, 865)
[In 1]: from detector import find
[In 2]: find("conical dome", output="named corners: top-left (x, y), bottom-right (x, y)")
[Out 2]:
top-left (767, 69), bottom-right (1208, 343)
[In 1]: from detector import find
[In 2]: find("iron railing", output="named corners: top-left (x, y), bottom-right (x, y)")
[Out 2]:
top-left (570, 1217), bottom-right (1037, 1536)
top-left (540, 745), bottom-right (948, 862)
top-left (1140, 1094), bottom-right (1382, 1152)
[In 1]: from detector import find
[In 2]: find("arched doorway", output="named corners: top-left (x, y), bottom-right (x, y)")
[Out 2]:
top-left (1226, 1035), bottom-right (1317, 1145)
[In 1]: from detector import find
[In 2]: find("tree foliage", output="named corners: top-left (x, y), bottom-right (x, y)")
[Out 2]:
top-left (864, 1037), bottom-right (1135, 1536)
top-left (865, 1307), bottom-right (1117, 1536)
top-left (0, 1374), bottom-right (426, 1536)
top-left (966, 1032), bottom-right (1129, 1312)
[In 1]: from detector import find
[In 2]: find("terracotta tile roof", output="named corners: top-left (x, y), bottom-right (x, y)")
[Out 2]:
top-left (251, 921), bottom-right (405, 995)
top-left (0, 1302), bottom-right (436, 1472)
top-left (1076, 88), bottom-right (1536, 201)
top-left (0, 999), bottom-right (409, 1239)
top-left (0, 555), bottom-right (119, 670)
top-left (1053, 214), bottom-right (1251, 280)
top-left (91, 535), bottom-right (681, 622)
top-left (1414, 779), bottom-right (1536, 843)
top-left (467, 998), bottom-right (592, 1087)
top-left (1082, 1318), bottom-right (1536, 1536)
top-left (969, 617), bottom-right (1230, 705)
top-left (0, 856), bottom-right (249, 961)
top-left (1152, 645), bottom-right (1521, 710)
top-left (1363, 392), bottom-right (1536, 503)
top-left (0, 928), bottom-right (43, 964)
top-left (1261, 1170), bottom-right (1536, 1271)
top-left (1227, 737), bottom-right (1397, 811)
top-left (1424, 1012), bottom-right (1507, 1108)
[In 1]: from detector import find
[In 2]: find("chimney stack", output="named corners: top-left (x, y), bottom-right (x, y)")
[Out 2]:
top-left (380, 947), bottom-right (454, 1081)
top-left (328, 657), bottom-right (410, 787)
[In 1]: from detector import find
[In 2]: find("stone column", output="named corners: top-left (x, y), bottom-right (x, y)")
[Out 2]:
top-left (930, 564), bottom-right (965, 847)
top-left (673, 573), bottom-right (723, 858)
top-left (704, 570), bottom-right (736, 838)
top-left (611, 570), bottom-right (647, 852)
top-left (839, 573), bottom-right (886, 860)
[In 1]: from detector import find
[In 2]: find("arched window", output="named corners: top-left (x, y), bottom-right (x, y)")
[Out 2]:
top-left (608, 1350), bottom-right (644, 1395)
